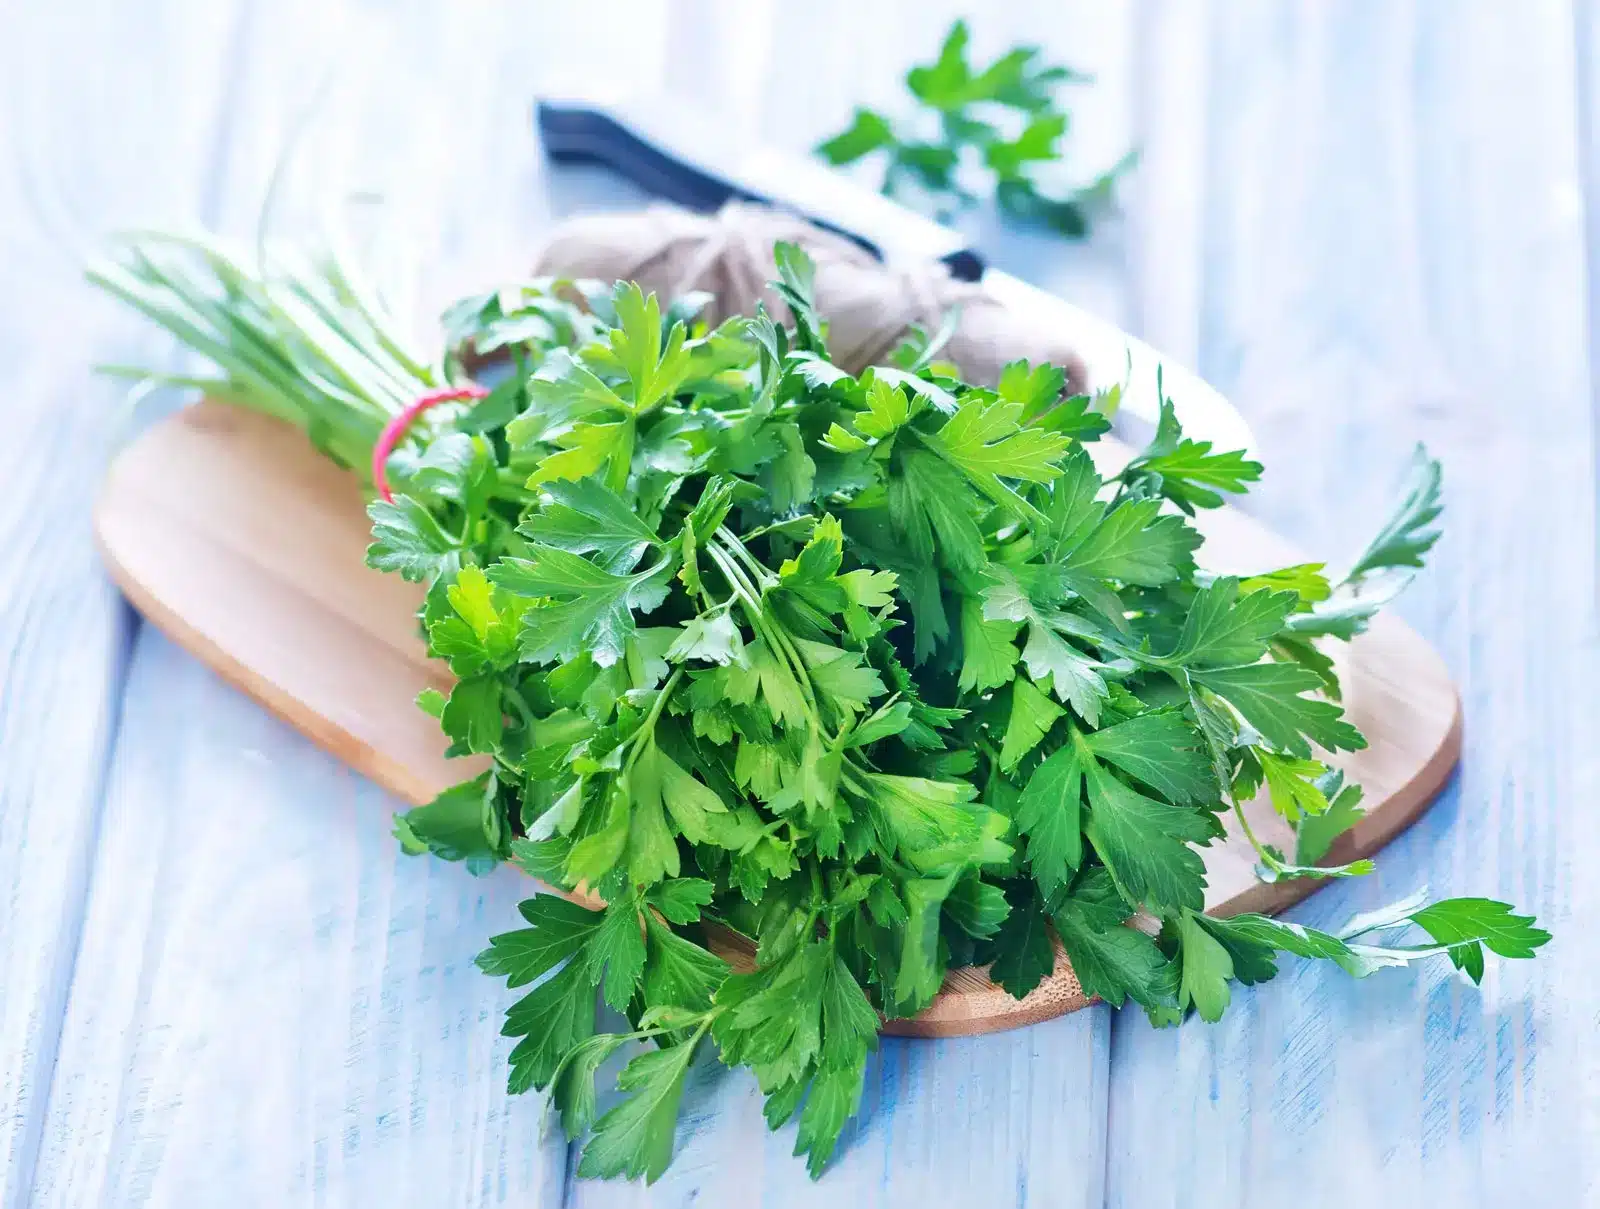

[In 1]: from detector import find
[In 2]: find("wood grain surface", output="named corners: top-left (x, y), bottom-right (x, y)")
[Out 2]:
top-left (17, 4), bottom-right (581, 1206)
top-left (1103, 4), bottom-right (1599, 1205)
top-left (0, 2), bottom-right (250, 1204)
top-left (94, 396), bottom-right (1461, 1038)
top-left (4, 0), bottom-right (1594, 1204)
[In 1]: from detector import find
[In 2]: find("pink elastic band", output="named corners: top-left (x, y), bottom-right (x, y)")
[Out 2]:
top-left (372, 385), bottom-right (489, 503)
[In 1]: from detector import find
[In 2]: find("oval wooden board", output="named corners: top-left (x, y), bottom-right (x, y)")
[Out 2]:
top-left (94, 400), bottom-right (1461, 1038)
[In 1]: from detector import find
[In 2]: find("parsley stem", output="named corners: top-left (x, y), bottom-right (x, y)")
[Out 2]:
top-left (604, 416), bottom-right (637, 495)
top-left (714, 528), bottom-right (777, 590)
top-left (706, 542), bottom-right (824, 726)
top-left (1229, 794), bottom-right (1285, 874)
top-left (711, 530), bottom-right (825, 721)
top-left (838, 764), bottom-right (873, 798)
top-left (622, 667), bottom-right (685, 776)
top-left (705, 544), bottom-right (790, 674)
top-left (503, 683), bottom-right (535, 728)
top-left (704, 544), bottom-right (764, 621)
top-left (770, 622), bottom-right (822, 711)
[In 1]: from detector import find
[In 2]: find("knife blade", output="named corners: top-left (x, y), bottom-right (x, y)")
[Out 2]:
top-left (536, 94), bottom-right (1255, 458)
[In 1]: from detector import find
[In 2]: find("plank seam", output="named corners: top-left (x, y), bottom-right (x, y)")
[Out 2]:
top-left (12, 1), bottom-right (260, 1204)
top-left (3, 606), bottom-right (135, 1209)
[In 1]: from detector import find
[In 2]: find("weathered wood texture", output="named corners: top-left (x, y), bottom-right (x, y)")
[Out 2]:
top-left (1105, 2), bottom-right (1599, 1204)
top-left (27, 635), bottom-right (569, 1208)
top-left (20, 2), bottom-right (576, 1205)
top-left (2, 0), bottom-right (1595, 1205)
top-left (0, 1), bottom-right (250, 1204)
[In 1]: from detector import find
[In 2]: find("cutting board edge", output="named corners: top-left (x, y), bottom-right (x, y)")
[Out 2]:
top-left (884, 690), bottom-right (1463, 1037)
top-left (1216, 695), bottom-right (1464, 919)
top-left (93, 489), bottom-right (450, 808)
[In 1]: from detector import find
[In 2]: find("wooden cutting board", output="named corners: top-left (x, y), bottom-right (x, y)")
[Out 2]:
top-left (94, 400), bottom-right (1461, 1038)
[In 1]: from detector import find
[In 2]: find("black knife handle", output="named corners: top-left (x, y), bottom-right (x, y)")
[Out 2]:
top-left (535, 99), bottom-right (985, 283)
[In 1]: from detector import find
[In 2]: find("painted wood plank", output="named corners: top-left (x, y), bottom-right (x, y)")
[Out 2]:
top-left (1126, 0), bottom-right (1210, 369)
top-left (27, 2), bottom-right (578, 1204)
top-left (1108, 2), bottom-right (1599, 1204)
top-left (27, 634), bottom-right (569, 1208)
top-left (562, 1010), bottom-right (1111, 1209)
top-left (0, 1), bottom-right (255, 1203)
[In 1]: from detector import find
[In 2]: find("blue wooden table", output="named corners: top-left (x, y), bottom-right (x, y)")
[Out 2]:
top-left (0, 1), bottom-right (1591, 1205)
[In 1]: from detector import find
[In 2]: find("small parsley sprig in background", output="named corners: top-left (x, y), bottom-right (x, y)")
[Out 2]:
top-left (94, 234), bottom-right (1549, 1186)
top-left (816, 19), bottom-right (1137, 237)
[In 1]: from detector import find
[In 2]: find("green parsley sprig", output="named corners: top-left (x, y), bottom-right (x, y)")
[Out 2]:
top-left (816, 19), bottom-right (1137, 237)
top-left (95, 236), bottom-right (1549, 1185)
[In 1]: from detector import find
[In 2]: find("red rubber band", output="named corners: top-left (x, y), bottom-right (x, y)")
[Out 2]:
top-left (372, 385), bottom-right (489, 502)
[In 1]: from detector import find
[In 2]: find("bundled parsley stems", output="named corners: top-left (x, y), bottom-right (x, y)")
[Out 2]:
top-left (93, 234), bottom-right (1547, 1183)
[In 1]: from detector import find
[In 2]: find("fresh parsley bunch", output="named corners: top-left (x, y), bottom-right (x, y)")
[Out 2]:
top-left (94, 235), bottom-right (1549, 1186)
top-left (816, 19), bottom-right (1137, 236)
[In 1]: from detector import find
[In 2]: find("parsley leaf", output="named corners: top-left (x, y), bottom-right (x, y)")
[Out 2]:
top-left (1084, 712), bottom-right (1213, 805)
top-left (925, 393), bottom-right (1071, 502)
top-left (1295, 778), bottom-right (1367, 864)
top-left (999, 676), bottom-right (1063, 771)
top-left (366, 494), bottom-right (459, 582)
top-left (667, 610), bottom-right (743, 666)
top-left (815, 19), bottom-right (1129, 239)
top-left (1339, 894), bottom-right (1552, 982)
top-left (1288, 446), bottom-right (1444, 641)
top-left (816, 107), bottom-right (895, 163)
top-left (476, 895), bottom-right (602, 988)
top-left (1081, 757), bottom-right (1210, 913)
top-left (795, 1059), bottom-right (867, 1178)
top-left (491, 545), bottom-right (672, 667)
top-left (1191, 662), bottom-right (1367, 757)
top-left (1175, 908), bottom-right (1234, 1021)
top-left (1015, 746), bottom-right (1084, 897)
top-left (1019, 615), bottom-right (1110, 723)
top-left (1255, 749), bottom-right (1332, 823)
top-left (772, 242), bottom-right (827, 353)
top-left (394, 773), bottom-right (502, 864)
top-left (642, 913), bottom-right (728, 1012)
top-left (889, 448), bottom-right (988, 573)
top-left (577, 1037), bottom-right (702, 1184)
top-left (957, 596), bottom-right (1021, 693)
top-left (586, 894), bottom-right (649, 1010)
top-left (863, 773), bottom-right (991, 867)
top-left (997, 358), bottom-right (1068, 422)
top-left (607, 282), bottom-right (691, 411)
top-left (440, 675), bottom-right (503, 755)
top-left (647, 878), bottom-right (716, 924)
top-left (501, 959), bottom-right (597, 1094)
top-left (1347, 444), bottom-right (1445, 580)
top-left (987, 885), bottom-right (1058, 998)
top-left (1162, 577), bottom-right (1297, 667)
top-left (1052, 896), bottom-right (1173, 1011)
top-left (1057, 498), bottom-right (1200, 588)
top-left (630, 740), bottom-right (732, 850)
top-left (1408, 898), bottom-right (1552, 978)
top-left (1120, 388), bottom-right (1263, 512)
top-left (508, 349), bottom-right (627, 447)
top-left (429, 565), bottom-right (521, 674)
top-left (944, 872), bottom-right (1011, 939)
top-left (519, 478), bottom-right (662, 572)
